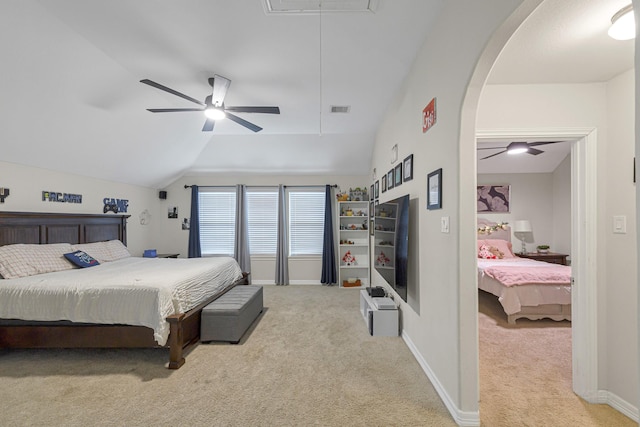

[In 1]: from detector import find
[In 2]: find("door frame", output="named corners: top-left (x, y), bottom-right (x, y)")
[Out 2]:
top-left (476, 127), bottom-right (598, 401)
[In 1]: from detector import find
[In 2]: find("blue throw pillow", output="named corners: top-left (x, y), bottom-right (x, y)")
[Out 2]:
top-left (64, 250), bottom-right (100, 268)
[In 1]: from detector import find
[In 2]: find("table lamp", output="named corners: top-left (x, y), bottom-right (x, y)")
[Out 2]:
top-left (513, 220), bottom-right (532, 254)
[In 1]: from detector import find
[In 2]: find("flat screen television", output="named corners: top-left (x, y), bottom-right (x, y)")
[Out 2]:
top-left (373, 194), bottom-right (409, 302)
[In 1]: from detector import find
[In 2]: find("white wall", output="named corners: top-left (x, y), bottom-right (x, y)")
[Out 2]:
top-left (478, 168), bottom-right (571, 257)
top-left (0, 160), bottom-right (158, 255)
top-left (552, 154), bottom-right (572, 255)
top-left (155, 174), bottom-right (368, 284)
top-left (369, 0), bottom-right (538, 422)
top-left (478, 73), bottom-right (638, 412)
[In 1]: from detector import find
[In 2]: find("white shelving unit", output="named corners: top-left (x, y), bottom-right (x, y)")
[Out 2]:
top-left (373, 202), bottom-right (398, 287)
top-left (338, 200), bottom-right (369, 289)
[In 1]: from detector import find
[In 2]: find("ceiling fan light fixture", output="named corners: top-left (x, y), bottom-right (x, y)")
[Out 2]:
top-left (204, 107), bottom-right (226, 120)
top-left (507, 141), bottom-right (529, 155)
top-left (608, 4), bottom-right (635, 40)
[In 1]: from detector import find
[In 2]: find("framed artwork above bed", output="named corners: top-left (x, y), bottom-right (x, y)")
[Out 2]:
top-left (477, 185), bottom-right (510, 213)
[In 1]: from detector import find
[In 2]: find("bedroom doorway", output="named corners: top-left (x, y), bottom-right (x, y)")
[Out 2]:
top-left (475, 129), bottom-right (598, 403)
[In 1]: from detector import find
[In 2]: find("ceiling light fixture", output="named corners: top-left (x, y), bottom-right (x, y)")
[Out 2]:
top-left (204, 107), bottom-right (226, 120)
top-left (608, 4), bottom-right (635, 40)
top-left (506, 141), bottom-right (529, 155)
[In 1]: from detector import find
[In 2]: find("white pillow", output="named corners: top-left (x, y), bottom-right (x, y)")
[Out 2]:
top-left (72, 240), bottom-right (131, 263)
top-left (0, 243), bottom-right (75, 279)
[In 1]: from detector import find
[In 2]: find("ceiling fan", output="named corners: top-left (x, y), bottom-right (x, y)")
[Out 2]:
top-left (140, 75), bottom-right (280, 132)
top-left (477, 141), bottom-right (565, 160)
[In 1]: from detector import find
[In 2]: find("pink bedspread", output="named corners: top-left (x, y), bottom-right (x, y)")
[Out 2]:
top-left (483, 264), bottom-right (571, 287)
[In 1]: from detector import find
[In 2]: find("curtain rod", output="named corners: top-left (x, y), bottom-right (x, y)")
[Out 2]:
top-left (184, 184), bottom-right (338, 189)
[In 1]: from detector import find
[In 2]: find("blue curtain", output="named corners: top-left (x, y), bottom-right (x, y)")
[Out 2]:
top-left (275, 184), bottom-right (289, 285)
top-left (321, 185), bottom-right (337, 285)
top-left (188, 185), bottom-right (201, 258)
top-left (234, 184), bottom-right (251, 274)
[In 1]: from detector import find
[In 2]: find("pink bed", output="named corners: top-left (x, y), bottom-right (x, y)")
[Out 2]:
top-left (477, 220), bottom-right (571, 324)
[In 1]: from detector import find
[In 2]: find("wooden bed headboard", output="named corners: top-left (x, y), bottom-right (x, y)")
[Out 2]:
top-left (0, 212), bottom-right (129, 247)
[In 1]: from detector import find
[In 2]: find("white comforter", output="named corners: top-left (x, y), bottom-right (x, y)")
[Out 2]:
top-left (0, 256), bottom-right (243, 345)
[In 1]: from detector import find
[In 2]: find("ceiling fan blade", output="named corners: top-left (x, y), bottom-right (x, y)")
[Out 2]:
top-left (527, 148), bottom-right (544, 155)
top-left (225, 106), bottom-right (281, 114)
top-left (140, 79), bottom-right (204, 106)
top-left (202, 119), bottom-right (215, 132)
top-left (147, 108), bottom-right (204, 113)
top-left (210, 75), bottom-right (231, 107)
top-left (480, 150), bottom-right (507, 160)
top-left (226, 112), bottom-right (263, 132)
top-left (477, 146), bottom-right (507, 151)
top-left (527, 140), bottom-right (564, 147)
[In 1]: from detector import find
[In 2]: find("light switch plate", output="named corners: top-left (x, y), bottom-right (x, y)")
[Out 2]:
top-left (613, 215), bottom-right (627, 234)
top-left (441, 216), bottom-right (450, 233)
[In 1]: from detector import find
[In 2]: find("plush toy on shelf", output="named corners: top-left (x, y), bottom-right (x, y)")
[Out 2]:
top-left (342, 251), bottom-right (356, 266)
top-left (376, 251), bottom-right (391, 267)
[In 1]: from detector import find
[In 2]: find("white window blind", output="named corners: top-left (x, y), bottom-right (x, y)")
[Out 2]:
top-left (288, 191), bottom-right (325, 256)
top-left (198, 189), bottom-right (236, 256)
top-left (246, 190), bottom-right (278, 255)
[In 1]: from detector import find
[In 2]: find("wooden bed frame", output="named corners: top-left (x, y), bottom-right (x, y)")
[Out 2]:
top-left (0, 211), bottom-right (248, 369)
top-left (477, 219), bottom-right (571, 324)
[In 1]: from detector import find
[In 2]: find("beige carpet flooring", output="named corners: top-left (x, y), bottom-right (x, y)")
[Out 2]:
top-left (478, 289), bottom-right (636, 427)
top-left (0, 286), bottom-right (454, 427)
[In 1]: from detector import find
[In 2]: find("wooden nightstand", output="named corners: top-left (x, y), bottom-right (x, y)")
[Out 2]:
top-left (516, 252), bottom-right (568, 265)
top-left (156, 253), bottom-right (179, 258)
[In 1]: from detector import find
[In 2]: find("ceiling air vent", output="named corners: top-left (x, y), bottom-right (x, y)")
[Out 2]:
top-left (331, 105), bottom-right (350, 113)
top-left (263, 0), bottom-right (378, 14)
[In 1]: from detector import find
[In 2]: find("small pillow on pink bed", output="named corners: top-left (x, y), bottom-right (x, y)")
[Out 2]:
top-left (483, 239), bottom-right (515, 258)
top-left (478, 244), bottom-right (496, 259)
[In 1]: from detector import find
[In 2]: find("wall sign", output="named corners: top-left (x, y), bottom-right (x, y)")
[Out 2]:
top-left (422, 97), bottom-right (437, 133)
top-left (42, 191), bottom-right (82, 203)
top-left (103, 197), bottom-right (129, 213)
top-left (0, 188), bottom-right (9, 203)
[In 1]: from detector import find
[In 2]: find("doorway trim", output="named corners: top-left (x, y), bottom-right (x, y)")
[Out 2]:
top-left (476, 127), bottom-right (598, 401)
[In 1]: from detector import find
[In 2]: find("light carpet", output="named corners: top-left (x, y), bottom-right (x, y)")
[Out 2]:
top-left (0, 286), bottom-right (454, 427)
top-left (478, 289), bottom-right (636, 426)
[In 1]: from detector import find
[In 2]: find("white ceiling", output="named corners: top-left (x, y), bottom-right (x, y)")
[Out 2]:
top-left (0, 0), bottom-right (634, 187)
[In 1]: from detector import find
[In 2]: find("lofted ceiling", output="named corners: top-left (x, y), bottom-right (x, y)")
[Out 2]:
top-left (0, 0), bottom-right (443, 188)
top-left (0, 1), bottom-right (634, 187)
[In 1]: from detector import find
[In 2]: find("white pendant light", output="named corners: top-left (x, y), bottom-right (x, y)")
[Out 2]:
top-left (608, 4), bottom-right (635, 41)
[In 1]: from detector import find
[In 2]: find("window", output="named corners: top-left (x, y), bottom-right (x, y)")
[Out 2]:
top-left (199, 189), bottom-right (236, 256)
top-left (288, 191), bottom-right (325, 256)
top-left (198, 187), bottom-right (326, 258)
top-left (246, 190), bottom-right (278, 255)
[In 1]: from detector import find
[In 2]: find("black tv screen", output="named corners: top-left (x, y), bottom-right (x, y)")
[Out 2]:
top-left (373, 194), bottom-right (409, 302)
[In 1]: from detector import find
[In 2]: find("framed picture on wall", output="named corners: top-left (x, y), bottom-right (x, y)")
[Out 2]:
top-left (427, 168), bottom-right (442, 210)
top-left (394, 163), bottom-right (403, 187)
top-left (374, 180), bottom-right (379, 199)
top-left (387, 169), bottom-right (394, 190)
top-left (477, 185), bottom-right (510, 213)
top-left (382, 174), bottom-right (387, 193)
top-left (403, 154), bottom-right (413, 181)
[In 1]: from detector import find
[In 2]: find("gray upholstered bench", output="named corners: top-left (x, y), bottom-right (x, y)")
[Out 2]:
top-left (201, 285), bottom-right (263, 343)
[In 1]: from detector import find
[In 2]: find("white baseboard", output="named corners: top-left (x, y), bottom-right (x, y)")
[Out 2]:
top-left (597, 390), bottom-right (639, 422)
top-left (401, 331), bottom-right (480, 427)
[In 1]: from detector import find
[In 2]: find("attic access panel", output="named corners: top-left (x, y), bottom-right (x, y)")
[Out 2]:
top-left (263, 0), bottom-right (378, 13)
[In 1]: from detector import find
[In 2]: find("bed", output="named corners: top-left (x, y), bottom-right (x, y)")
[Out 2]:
top-left (0, 211), bottom-right (248, 369)
top-left (477, 219), bottom-right (571, 324)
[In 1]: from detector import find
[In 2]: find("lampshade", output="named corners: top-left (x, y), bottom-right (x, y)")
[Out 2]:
top-left (514, 220), bottom-right (532, 233)
top-left (608, 4), bottom-right (635, 41)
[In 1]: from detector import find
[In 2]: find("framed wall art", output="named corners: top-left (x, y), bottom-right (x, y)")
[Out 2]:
top-left (387, 169), bottom-right (394, 190)
top-left (427, 168), bottom-right (442, 210)
top-left (394, 163), bottom-right (403, 187)
top-left (382, 174), bottom-right (387, 193)
top-left (477, 185), bottom-right (510, 213)
top-left (403, 154), bottom-right (413, 182)
top-left (374, 180), bottom-right (379, 199)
